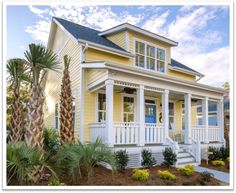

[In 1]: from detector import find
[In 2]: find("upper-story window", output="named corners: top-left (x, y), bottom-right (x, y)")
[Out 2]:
top-left (135, 40), bottom-right (166, 73)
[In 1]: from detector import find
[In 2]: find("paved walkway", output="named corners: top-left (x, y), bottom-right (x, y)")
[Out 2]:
top-left (195, 166), bottom-right (229, 183)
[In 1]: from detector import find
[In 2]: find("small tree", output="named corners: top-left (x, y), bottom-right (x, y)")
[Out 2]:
top-left (60, 55), bottom-right (74, 144)
top-left (162, 147), bottom-right (177, 166)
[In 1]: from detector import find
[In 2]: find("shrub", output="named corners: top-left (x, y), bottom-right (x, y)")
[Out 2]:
top-left (7, 141), bottom-right (57, 185)
top-left (177, 165), bottom-right (195, 176)
top-left (132, 169), bottom-right (150, 181)
top-left (226, 157), bottom-right (230, 162)
top-left (48, 180), bottom-right (66, 186)
top-left (115, 150), bottom-right (129, 171)
top-left (208, 146), bottom-right (229, 161)
top-left (212, 160), bottom-right (225, 166)
top-left (199, 171), bottom-right (214, 182)
top-left (158, 170), bottom-right (176, 180)
top-left (162, 148), bottom-right (177, 166)
top-left (43, 128), bottom-right (60, 154)
top-left (141, 149), bottom-right (156, 168)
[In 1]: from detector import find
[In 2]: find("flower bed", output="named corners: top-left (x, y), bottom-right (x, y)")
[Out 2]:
top-left (200, 160), bottom-right (229, 173)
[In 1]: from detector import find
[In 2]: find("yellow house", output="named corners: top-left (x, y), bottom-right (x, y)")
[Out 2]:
top-left (43, 17), bottom-right (225, 167)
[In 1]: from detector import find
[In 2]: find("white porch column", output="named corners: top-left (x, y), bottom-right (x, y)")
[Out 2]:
top-left (105, 79), bottom-right (114, 147)
top-left (137, 85), bottom-right (145, 146)
top-left (184, 93), bottom-right (192, 144)
top-left (202, 97), bottom-right (209, 144)
top-left (162, 89), bottom-right (169, 143)
top-left (217, 99), bottom-right (225, 143)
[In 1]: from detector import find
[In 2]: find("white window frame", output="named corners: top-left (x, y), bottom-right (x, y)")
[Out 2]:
top-left (133, 38), bottom-right (167, 74)
top-left (95, 90), bottom-right (106, 123)
top-left (145, 96), bottom-right (158, 123)
top-left (121, 93), bottom-right (136, 122)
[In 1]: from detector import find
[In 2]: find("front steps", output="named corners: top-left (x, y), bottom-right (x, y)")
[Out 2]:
top-left (176, 146), bottom-right (200, 167)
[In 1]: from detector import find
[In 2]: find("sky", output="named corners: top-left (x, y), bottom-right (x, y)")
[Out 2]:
top-left (6, 5), bottom-right (230, 87)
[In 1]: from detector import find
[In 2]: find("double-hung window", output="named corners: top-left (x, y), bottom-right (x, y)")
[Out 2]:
top-left (135, 40), bottom-right (166, 73)
top-left (98, 93), bottom-right (106, 122)
top-left (123, 96), bottom-right (134, 122)
top-left (169, 102), bottom-right (174, 130)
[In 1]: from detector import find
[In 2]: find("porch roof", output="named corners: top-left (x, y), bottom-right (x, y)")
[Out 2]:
top-left (82, 61), bottom-right (225, 96)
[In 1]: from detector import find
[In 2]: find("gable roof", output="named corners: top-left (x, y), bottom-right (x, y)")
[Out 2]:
top-left (53, 17), bottom-right (131, 56)
top-left (169, 59), bottom-right (204, 77)
top-left (99, 23), bottom-right (178, 47)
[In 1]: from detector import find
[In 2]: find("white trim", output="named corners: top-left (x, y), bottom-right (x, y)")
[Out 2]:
top-left (98, 23), bottom-right (178, 46)
top-left (81, 62), bottom-right (106, 69)
top-left (86, 75), bottom-right (108, 91)
top-left (133, 38), bottom-right (167, 74)
top-left (168, 65), bottom-right (204, 78)
top-left (95, 91), bottom-right (106, 123)
top-left (79, 45), bottom-right (84, 143)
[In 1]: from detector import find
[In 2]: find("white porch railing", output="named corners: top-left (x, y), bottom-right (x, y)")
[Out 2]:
top-left (208, 126), bottom-right (221, 142)
top-left (144, 123), bottom-right (164, 144)
top-left (89, 122), bottom-right (106, 143)
top-left (192, 125), bottom-right (221, 142)
top-left (189, 138), bottom-right (201, 164)
top-left (114, 122), bottom-right (139, 145)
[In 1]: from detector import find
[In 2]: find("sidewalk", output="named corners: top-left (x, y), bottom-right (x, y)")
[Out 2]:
top-left (195, 166), bottom-right (229, 184)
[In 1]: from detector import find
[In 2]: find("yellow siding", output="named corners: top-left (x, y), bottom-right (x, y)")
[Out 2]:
top-left (174, 101), bottom-right (182, 131)
top-left (87, 69), bottom-right (108, 85)
top-left (114, 93), bottom-right (122, 122)
top-left (106, 31), bottom-right (126, 50)
top-left (191, 105), bottom-right (197, 125)
top-left (85, 48), bottom-right (132, 66)
top-left (44, 35), bottom-right (81, 137)
top-left (167, 69), bottom-right (196, 81)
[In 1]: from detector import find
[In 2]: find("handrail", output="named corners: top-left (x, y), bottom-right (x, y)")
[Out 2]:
top-left (166, 137), bottom-right (179, 155)
top-left (189, 137), bottom-right (201, 164)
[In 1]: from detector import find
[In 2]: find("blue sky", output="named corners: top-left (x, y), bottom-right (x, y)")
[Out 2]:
top-left (6, 5), bottom-right (230, 86)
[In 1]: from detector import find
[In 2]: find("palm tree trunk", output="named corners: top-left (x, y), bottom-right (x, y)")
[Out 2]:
top-left (25, 84), bottom-right (44, 184)
top-left (9, 86), bottom-right (24, 141)
top-left (60, 64), bottom-right (74, 144)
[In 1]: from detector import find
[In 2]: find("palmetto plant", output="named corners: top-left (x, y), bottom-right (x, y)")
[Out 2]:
top-left (60, 55), bottom-right (74, 144)
top-left (24, 43), bottom-right (59, 183)
top-left (7, 58), bottom-right (29, 141)
top-left (7, 141), bottom-right (57, 185)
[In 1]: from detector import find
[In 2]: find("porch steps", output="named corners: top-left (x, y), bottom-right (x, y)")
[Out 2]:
top-left (176, 147), bottom-right (199, 167)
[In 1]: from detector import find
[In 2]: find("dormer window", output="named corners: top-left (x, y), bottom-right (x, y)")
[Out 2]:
top-left (135, 40), bottom-right (166, 73)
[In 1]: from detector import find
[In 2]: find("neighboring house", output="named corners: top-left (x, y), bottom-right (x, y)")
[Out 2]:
top-left (43, 17), bottom-right (226, 167)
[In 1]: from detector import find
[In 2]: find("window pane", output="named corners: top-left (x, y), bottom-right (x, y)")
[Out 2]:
top-left (158, 61), bottom-right (165, 72)
top-left (169, 103), bottom-right (174, 115)
top-left (157, 48), bottom-right (165, 61)
top-left (128, 114), bottom-right (134, 122)
top-left (147, 45), bottom-right (155, 57)
top-left (147, 58), bottom-right (155, 70)
top-left (135, 41), bottom-right (145, 55)
top-left (98, 112), bottom-right (106, 122)
top-left (98, 93), bottom-right (106, 110)
top-left (135, 55), bottom-right (145, 68)
top-left (169, 117), bottom-right (174, 130)
top-left (209, 116), bottom-right (217, 126)
top-left (197, 117), bottom-right (203, 125)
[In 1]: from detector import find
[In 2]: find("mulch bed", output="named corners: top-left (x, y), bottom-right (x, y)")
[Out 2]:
top-left (200, 160), bottom-right (229, 173)
top-left (58, 164), bottom-right (222, 186)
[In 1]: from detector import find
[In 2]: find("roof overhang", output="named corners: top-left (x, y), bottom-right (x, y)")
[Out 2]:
top-left (168, 65), bottom-right (204, 78)
top-left (99, 23), bottom-right (178, 47)
top-left (81, 61), bottom-right (225, 95)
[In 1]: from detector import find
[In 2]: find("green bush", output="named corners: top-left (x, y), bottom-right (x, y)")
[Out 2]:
top-left (43, 128), bottom-right (60, 154)
top-left (177, 165), bottom-right (195, 176)
top-left (212, 160), bottom-right (225, 166)
top-left (132, 169), bottom-right (149, 181)
top-left (141, 149), bottom-right (156, 168)
top-left (48, 180), bottom-right (66, 186)
top-left (158, 170), bottom-right (176, 180)
top-left (162, 148), bottom-right (177, 166)
top-left (208, 146), bottom-right (229, 161)
top-left (226, 157), bottom-right (230, 162)
top-left (7, 141), bottom-right (57, 185)
top-left (115, 150), bottom-right (129, 171)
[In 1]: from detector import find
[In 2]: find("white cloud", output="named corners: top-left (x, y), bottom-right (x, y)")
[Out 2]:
top-left (28, 5), bottom-right (48, 18)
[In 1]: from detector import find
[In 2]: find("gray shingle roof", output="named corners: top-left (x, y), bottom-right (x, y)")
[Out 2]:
top-left (53, 17), bottom-right (127, 52)
top-left (170, 59), bottom-right (202, 76)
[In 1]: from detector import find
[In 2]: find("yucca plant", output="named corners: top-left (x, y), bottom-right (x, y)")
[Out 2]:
top-left (60, 55), bottom-right (74, 144)
top-left (7, 58), bottom-right (29, 141)
top-left (7, 141), bottom-right (57, 185)
top-left (24, 43), bottom-right (60, 183)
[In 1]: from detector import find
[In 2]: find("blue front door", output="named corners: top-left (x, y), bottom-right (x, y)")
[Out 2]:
top-left (145, 105), bottom-right (156, 123)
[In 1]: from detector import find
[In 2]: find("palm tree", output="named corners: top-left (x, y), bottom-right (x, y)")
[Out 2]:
top-left (24, 44), bottom-right (59, 183)
top-left (60, 55), bottom-right (74, 144)
top-left (24, 43), bottom-right (60, 150)
top-left (7, 58), bottom-right (28, 141)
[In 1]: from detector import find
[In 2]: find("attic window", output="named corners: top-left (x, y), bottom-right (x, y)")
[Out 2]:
top-left (135, 40), bottom-right (166, 73)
